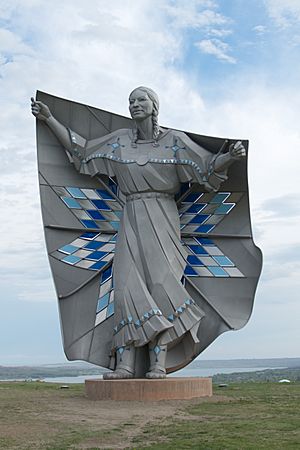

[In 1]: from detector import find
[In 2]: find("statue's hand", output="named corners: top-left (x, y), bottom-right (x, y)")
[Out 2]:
top-left (31, 97), bottom-right (52, 121)
top-left (229, 140), bottom-right (246, 160)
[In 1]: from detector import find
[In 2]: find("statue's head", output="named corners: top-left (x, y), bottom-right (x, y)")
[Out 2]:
top-left (129, 87), bottom-right (160, 145)
top-left (129, 86), bottom-right (159, 121)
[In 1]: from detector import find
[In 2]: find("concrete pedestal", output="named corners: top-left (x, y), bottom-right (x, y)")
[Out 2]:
top-left (85, 377), bottom-right (212, 401)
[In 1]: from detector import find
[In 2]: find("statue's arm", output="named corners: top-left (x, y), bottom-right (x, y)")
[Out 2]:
top-left (31, 97), bottom-right (122, 155)
top-left (174, 131), bottom-right (246, 191)
top-left (31, 97), bottom-right (119, 177)
top-left (213, 141), bottom-right (246, 172)
top-left (31, 98), bottom-right (73, 151)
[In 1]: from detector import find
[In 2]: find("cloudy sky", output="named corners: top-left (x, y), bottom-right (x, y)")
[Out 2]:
top-left (1, 0), bottom-right (299, 365)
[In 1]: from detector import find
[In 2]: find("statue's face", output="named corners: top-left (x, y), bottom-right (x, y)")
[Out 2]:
top-left (129, 89), bottom-right (153, 121)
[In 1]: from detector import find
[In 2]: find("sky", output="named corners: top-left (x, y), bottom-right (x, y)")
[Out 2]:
top-left (0, 0), bottom-right (299, 365)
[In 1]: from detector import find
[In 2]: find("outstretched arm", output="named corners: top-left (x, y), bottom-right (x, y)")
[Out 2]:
top-left (214, 140), bottom-right (246, 173)
top-left (31, 97), bottom-right (72, 151)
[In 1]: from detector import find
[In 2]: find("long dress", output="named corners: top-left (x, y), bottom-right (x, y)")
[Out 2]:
top-left (66, 127), bottom-right (228, 361)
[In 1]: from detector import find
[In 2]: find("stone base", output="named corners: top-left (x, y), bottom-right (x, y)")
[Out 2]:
top-left (85, 377), bottom-right (212, 401)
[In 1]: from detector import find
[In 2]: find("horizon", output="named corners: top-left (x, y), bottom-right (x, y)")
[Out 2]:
top-left (2, 356), bottom-right (300, 368)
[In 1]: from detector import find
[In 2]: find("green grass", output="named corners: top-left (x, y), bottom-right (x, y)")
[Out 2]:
top-left (0, 381), bottom-right (299, 450)
top-left (132, 382), bottom-right (300, 450)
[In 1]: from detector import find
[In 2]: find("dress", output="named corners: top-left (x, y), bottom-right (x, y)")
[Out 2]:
top-left (67, 127), bottom-right (228, 358)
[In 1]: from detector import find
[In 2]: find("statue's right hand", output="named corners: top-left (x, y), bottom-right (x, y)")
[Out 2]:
top-left (31, 97), bottom-right (52, 121)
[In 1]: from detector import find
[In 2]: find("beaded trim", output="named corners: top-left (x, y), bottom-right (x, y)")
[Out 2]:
top-left (167, 298), bottom-right (196, 322)
top-left (68, 128), bottom-right (217, 184)
top-left (79, 152), bottom-right (215, 183)
top-left (113, 308), bottom-right (163, 334)
top-left (113, 298), bottom-right (196, 335)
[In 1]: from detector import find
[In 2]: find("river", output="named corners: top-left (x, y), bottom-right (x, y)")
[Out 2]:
top-left (42, 366), bottom-right (280, 384)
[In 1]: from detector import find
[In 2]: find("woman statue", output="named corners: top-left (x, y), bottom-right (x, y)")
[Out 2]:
top-left (31, 87), bottom-right (245, 379)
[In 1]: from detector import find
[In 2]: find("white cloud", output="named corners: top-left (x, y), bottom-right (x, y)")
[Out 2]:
top-left (202, 85), bottom-right (300, 309)
top-left (253, 25), bottom-right (267, 35)
top-left (0, 0), bottom-right (207, 305)
top-left (163, 0), bottom-right (229, 29)
top-left (0, 0), bottom-right (300, 360)
top-left (198, 82), bottom-right (300, 203)
top-left (1, 1), bottom-right (299, 300)
top-left (208, 28), bottom-right (232, 37)
top-left (264, 0), bottom-right (300, 28)
top-left (195, 38), bottom-right (236, 63)
top-left (0, 28), bottom-right (34, 55)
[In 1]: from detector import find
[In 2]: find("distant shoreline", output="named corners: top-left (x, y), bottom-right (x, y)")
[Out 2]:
top-left (0, 357), bottom-right (299, 383)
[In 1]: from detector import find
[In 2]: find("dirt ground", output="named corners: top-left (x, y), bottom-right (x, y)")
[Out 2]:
top-left (0, 382), bottom-right (230, 450)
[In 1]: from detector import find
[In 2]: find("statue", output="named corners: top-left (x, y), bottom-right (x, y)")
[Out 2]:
top-left (31, 87), bottom-right (262, 379)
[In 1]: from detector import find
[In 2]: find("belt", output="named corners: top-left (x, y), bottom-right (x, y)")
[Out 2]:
top-left (126, 192), bottom-right (173, 202)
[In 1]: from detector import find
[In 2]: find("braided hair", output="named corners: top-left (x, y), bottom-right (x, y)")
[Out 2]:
top-left (129, 86), bottom-right (160, 147)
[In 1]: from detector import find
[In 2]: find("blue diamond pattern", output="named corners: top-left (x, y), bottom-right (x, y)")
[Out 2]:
top-left (106, 302), bottom-right (114, 317)
top-left (96, 189), bottom-right (115, 200)
top-left (207, 266), bottom-right (229, 277)
top-left (66, 187), bottom-right (87, 199)
top-left (61, 197), bottom-right (81, 209)
top-left (84, 241), bottom-right (105, 250)
top-left (189, 214), bottom-right (210, 224)
top-left (153, 345), bottom-right (161, 355)
top-left (97, 293), bottom-right (110, 313)
top-left (183, 236), bottom-right (244, 279)
top-left (90, 260), bottom-right (107, 270)
top-left (62, 255), bottom-right (81, 265)
top-left (179, 191), bottom-right (241, 234)
top-left (57, 186), bottom-right (122, 233)
top-left (213, 256), bottom-right (234, 267)
top-left (186, 204), bottom-right (206, 214)
top-left (184, 266), bottom-right (198, 276)
top-left (55, 187), bottom-right (245, 331)
top-left (91, 199), bottom-right (111, 210)
top-left (189, 245), bottom-right (208, 255)
top-left (55, 232), bottom-right (115, 273)
top-left (59, 244), bottom-right (78, 254)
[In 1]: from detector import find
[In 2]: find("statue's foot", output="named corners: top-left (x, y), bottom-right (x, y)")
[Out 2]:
top-left (146, 369), bottom-right (166, 379)
top-left (103, 369), bottom-right (134, 380)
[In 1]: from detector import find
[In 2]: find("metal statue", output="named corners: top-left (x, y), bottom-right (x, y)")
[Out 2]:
top-left (31, 87), bottom-right (262, 379)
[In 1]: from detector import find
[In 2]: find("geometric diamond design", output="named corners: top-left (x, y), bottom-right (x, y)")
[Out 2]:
top-left (53, 185), bottom-right (123, 232)
top-left (52, 231), bottom-right (116, 271)
top-left (51, 228), bottom-right (115, 327)
top-left (153, 345), bottom-right (161, 355)
top-left (179, 191), bottom-right (243, 234)
top-left (180, 190), bottom-right (245, 278)
top-left (107, 139), bottom-right (125, 152)
top-left (55, 186), bottom-right (245, 329)
top-left (95, 266), bottom-right (114, 327)
top-left (113, 308), bottom-right (163, 335)
top-left (183, 237), bottom-right (244, 278)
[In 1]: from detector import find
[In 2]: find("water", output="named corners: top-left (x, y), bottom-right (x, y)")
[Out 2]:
top-left (170, 366), bottom-right (273, 378)
top-left (44, 374), bottom-right (104, 384)
top-left (42, 366), bottom-right (273, 384)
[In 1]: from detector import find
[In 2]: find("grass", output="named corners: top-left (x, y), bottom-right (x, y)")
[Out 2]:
top-left (0, 382), bottom-right (103, 450)
top-left (132, 383), bottom-right (300, 450)
top-left (0, 381), bottom-right (299, 449)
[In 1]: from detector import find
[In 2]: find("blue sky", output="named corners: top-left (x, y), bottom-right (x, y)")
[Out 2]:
top-left (1, 0), bottom-right (300, 365)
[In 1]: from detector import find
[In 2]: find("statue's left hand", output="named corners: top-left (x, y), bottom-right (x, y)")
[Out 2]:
top-left (31, 97), bottom-right (52, 121)
top-left (229, 141), bottom-right (246, 160)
